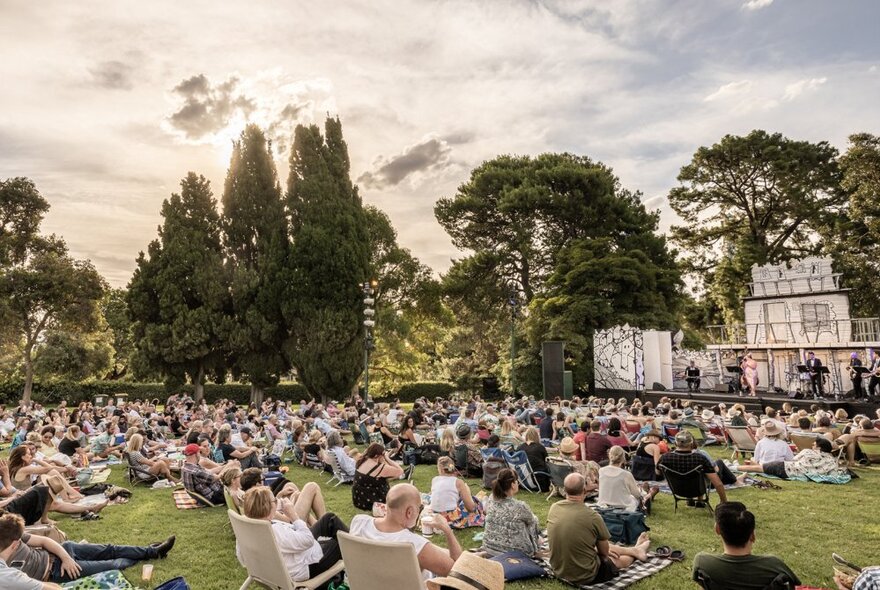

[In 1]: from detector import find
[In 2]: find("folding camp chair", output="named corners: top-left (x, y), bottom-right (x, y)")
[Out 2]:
top-left (322, 450), bottom-right (353, 487)
top-left (186, 489), bottom-right (220, 507)
top-left (659, 464), bottom-right (714, 514)
top-left (725, 426), bottom-right (757, 459)
top-left (857, 439), bottom-right (880, 465)
top-left (682, 426), bottom-right (708, 447)
top-left (790, 433), bottom-right (818, 453)
top-left (302, 452), bottom-right (325, 471)
top-left (122, 452), bottom-right (158, 486)
top-left (338, 531), bottom-right (425, 590)
top-left (501, 449), bottom-right (549, 493)
top-left (224, 487), bottom-right (240, 514)
top-left (228, 510), bottom-right (344, 590)
top-left (662, 424), bottom-right (681, 444)
top-left (696, 567), bottom-right (797, 590)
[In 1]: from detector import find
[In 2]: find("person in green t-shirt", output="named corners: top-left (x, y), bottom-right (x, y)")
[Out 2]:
top-left (547, 473), bottom-right (651, 585)
top-left (693, 501), bottom-right (800, 590)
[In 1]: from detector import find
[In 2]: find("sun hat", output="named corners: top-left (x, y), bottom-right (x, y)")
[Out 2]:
top-left (559, 437), bottom-right (577, 455)
top-left (701, 409), bottom-right (715, 421)
top-left (183, 443), bottom-right (201, 456)
top-left (426, 552), bottom-right (504, 590)
top-left (762, 420), bottom-right (782, 437)
top-left (456, 424), bottom-right (472, 439)
top-left (726, 408), bottom-right (740, 419)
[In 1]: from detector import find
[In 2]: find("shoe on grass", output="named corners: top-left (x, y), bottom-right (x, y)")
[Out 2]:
top-left (151, 535), bottom-right (176, 558)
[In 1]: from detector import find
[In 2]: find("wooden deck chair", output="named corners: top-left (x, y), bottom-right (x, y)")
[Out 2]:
top-left (857, 439), bottom-right (880, 465)
top-left (228, 510), bottom-right (344, 590)
top-left (725, 426), bottom-right (757, 459)
top-left (337, 531), bottom-right (425, 590)
top-left (790, 433), bottom-right (818, 453)
top-left (224, 487), bottom-right (240, 514)
top-left (323, 450), bottom-right (353, 487)
top-left (659, 464), bottom-right (714, 515)
top-left (682, 426), bottom-right (707, 447)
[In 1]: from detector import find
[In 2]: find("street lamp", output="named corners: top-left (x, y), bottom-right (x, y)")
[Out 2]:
top-left (362, 280), bottom-right (378, 403)
top-left (508, 289), bottom-right (518, 396)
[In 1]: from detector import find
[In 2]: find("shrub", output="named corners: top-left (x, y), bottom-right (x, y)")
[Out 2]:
top-left (375, 381), bottom-right (456, 403)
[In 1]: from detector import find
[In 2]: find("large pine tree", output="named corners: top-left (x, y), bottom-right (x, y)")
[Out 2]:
top-left (284, 118), bottom-right (370, 402)
top-left (221, 125), bottom-right (289, 405)
top-left (127, 173), bottom-right (228, 401)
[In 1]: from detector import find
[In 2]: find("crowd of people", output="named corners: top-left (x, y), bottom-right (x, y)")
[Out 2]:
top-left (0, 391), bottom-right (878, 589)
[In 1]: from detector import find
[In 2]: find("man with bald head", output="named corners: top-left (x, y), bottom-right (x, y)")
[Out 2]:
top-left (349, 483), bottom-right (462, 579)
top-left (547, 473), bottom-right (651, 585)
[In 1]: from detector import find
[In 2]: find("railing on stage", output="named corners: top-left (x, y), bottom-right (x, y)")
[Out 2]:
top-left (706, 317), bottom-right (880, 346)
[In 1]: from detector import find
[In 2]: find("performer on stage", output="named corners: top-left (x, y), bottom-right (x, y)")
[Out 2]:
top-left (806, 351), bottom-right (824, 400)
top-left (742, 353), bottom-right (758, 397)
top-left (849, 352), bottom-right (864, 399)
top-left (685, 360), bottom-right (701, 392)
top-left (868, 349), bottom-right (880, 402)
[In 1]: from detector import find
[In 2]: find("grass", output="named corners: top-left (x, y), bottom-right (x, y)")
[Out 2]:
top-left (32, 445), bottom-right (880, 589)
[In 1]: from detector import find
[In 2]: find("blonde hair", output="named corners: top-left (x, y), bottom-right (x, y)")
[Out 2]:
top-left (608, 445), bottom-right (626, 465)
top-left (524, 427), bottom-right (540, 445)
top-left (437, 456), bottom-right (456, 474)
top-left (242, 486), bottom-right (274, 520)
top-left (220, 467), bottom-right (242, 487)
top-left (128, 433), bottom-right (144, 453)
top-left (500, 420), bottom-right (514, 436)
top-left (439, 428), bottom-right (455, 453)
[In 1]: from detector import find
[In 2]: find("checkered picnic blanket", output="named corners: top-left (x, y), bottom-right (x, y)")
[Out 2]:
top-left (173, 488), bottom-right (200, 510)
top-left (563, 556), bottom-right (674, 590)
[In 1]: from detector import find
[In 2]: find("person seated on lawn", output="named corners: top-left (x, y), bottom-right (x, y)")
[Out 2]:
top-left (598, 446), bottom-right (658, 512)
top-left (352, 443), bottom-right (404, 511)
top-left (737, 436), bottom-right (849, 480)
top-left (558, 437), bottom-right (599, 494)
top-left (581, 419), bottom-right (613, 464)
top-left (631, 429), bottom-right (664, 481)
top-left (453, 425), bottom-right (483, 478)
top-left (350, 483), bottom-right (463, 579)
top-left (220, 466), bottom-right (244, 507)
top-left (812, 415), bottom-right (842, 442)
top-left (836, 566), bottom-right (880, 590)
top-left (89, 424), bottom-right (123, 460)
top-left (1, 512), bottom-right (175, 584)
top-left (193, 436), bottom-right (233, 474)
top-left (56, 426), bottom-right (92, 466)
top-left (481, 468), bottom-right (541, 557)
top-left (834, 418), bottom-right (880, 466)
top-left (217, 425), bottom-right (262, 469)
top-left (239, 468), bottom-right (327, 526)
top-left (0, 460), bottom-right (54, 527)
top-left (181, 443), bottom-right (225, 506)
top-left (516, 426), bottom-right (550, 492)
top-left (0, 512), bottom-right (62, 590)
top-left (430, 457), bottom-right (484, 529)
top-left (658, 431), bottom-right (739, 502)
top-left (751, 421), bottom-right (794, 465)
top-left (325, 430), bottom-right (359, 479)
top-left (547, 473), bottom-right (651, 585)
top-left (239, 486), bottom-right (346, 584)
top-left (693, 501), bottom-right (800, 590)
top-left (127, 434), bottom-right (177, 483)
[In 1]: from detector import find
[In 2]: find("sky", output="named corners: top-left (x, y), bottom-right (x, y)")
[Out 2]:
top-left (1, 0), bottom-right (878, 287)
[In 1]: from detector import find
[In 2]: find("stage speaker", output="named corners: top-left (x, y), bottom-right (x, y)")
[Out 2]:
top-left (787, 390), bottom-right (803, 399)
top-left (652, 382), bottom-right (667, 391)
top-left (542, 341), bottom-right (565, 400)
top-left (713, 384), bottom-right (728, 393)
top-left (482, 376), bottom-right (499, 397)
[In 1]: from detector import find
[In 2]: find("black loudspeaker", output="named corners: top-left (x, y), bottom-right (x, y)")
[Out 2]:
top-left (482, 376), bottom-right (500, 396)
top-left (788, 390), bottom-right (803, 399)
top-left (713, 384), bottom-right (728, 393)
top-left (542, 341), bottom-right (565, 400)
top-left (652, 382), bottom-right (667, 391)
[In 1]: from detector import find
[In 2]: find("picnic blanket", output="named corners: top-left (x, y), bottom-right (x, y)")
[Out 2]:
top-left (82, 468), bottom-right (112, 485)
top-left (568, 556), bottom-right (674, 590)
top-left (74, 494), bottom-right (110, 508)
top-left (62, 569), bottom-right (134, 589)
top-left (173, 489), bottom-right (200, 510)
top-left (751, 471), bottom-right (851, 484)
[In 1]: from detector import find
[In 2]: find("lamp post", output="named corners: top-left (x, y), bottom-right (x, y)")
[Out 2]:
top-left (362, 280), bottom-right (378, 403)
top-left (508, 290), bottom-right (518, 396)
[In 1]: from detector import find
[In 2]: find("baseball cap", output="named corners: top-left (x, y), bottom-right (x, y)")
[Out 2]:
top-left (183, 443), bottom-right (201, 456)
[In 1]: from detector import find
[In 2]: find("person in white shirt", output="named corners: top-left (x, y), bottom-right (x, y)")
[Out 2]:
top-left (752, 421), bottom-right (794, 465)
top-left (598, 446), bottom-right (658, 512)
top-left (239, 486), bottom-right (346, 583)
top-left (349, 483), bottom-right (462, 579)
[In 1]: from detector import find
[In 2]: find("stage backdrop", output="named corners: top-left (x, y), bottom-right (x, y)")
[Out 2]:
top-left (594, 325), bottom-right (673, 391)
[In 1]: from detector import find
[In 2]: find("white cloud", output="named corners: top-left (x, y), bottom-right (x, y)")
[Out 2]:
top-left (704, 80), bottom-right (753, 102)
top-left (782, 77), bottom-right (828, 101)
top-left (743, 0), bottom-right (774, 11)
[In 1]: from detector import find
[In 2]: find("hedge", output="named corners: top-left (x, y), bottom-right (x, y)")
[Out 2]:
top-left (373, 381), bottom-right (457, 403)
top-left (0, 380), bottom-right (310, 406)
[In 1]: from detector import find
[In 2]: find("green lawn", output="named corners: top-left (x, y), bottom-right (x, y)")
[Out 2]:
top-left (47, 446), bottom-right (880, 590)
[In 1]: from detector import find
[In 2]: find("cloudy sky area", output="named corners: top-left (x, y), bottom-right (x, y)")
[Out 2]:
top-left (1, 0), bottom-right (878, 286)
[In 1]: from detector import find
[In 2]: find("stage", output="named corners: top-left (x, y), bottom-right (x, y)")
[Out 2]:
top-left (639, 388), bottom-right (879, 416)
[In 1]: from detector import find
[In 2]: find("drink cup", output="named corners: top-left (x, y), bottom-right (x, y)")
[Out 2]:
top-left (142, 564), bottom-right (153, 581)
top-left (421, 515), bottom-right (434, 536)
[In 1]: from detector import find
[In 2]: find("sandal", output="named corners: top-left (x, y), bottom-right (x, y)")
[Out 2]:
top-left (78, 511), bottom-right (101, 521)
top-left (653, 546), bottom-right (671, 558)
top-left (668, 550), bottom-right (685, 562)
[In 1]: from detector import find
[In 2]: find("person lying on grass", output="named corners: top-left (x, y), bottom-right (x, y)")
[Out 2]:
top-left (693, 501), bottom-right (800, 590)
top-left (240, 485), bottom-right (346, 584)
top-left (547, 472), bottom-right (651, 585)
top-left (0, 512), bottom-right (175, 584)
top-left (737, 436), bottom-right (849, 480)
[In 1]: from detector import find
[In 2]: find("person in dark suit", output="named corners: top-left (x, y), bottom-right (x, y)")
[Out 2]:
top-left (685, 360), bottom-right (701, 392)
top-left (806, 352), bottom-right (824, 399)
top-left (849, 352), bottom-right (864, 399)
top-left (868, 349), bottom-right (880, 402)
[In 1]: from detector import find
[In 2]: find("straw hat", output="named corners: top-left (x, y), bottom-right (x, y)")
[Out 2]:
top-left (701, 409), bottom-right (715, 421)
top-left (762, 420), bottom-right (782, 437)
top-left (426, 552), bottom-right (504, 590)
top-left (559, 437), bottom-right (577, 455)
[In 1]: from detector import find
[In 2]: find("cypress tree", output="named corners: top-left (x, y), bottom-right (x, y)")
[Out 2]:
top-left (127, 173), bottom-right (228, 401)
top-left (221, 125), bottom-right (289, 405)
top-left (284, 118), bottom-right (370, 403)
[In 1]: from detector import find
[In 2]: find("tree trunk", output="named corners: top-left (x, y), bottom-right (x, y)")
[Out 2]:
top-left (192, 363), bottom-right (205, 403)
top-left (250, 384), bottom-right (264, 408)
top-left (22, 346), bottom-right (34, 406)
